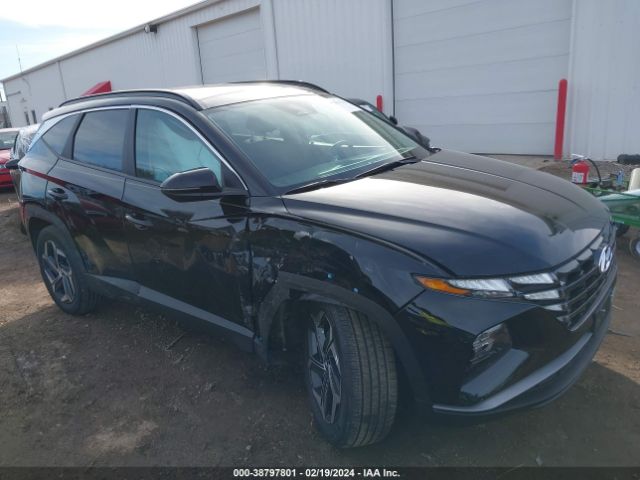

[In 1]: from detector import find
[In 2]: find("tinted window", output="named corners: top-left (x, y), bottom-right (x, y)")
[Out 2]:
top-left (135, 109), bottom-right (223, 184)
top-left (74, 110), bottom-right (128, 171)
top-left (22, 137), bottom-right (58, 164)
top-left (42, 116), bottom-right (76, 155)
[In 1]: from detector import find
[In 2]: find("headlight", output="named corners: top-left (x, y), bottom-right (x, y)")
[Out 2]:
top-left (415, 276), bottom-right (514, 298)
top-left (523, 289), bottom-right (560, 300)
top-left (509, 273), bottom-right (555, 285)
top-left (415, 272), bottom-right (558, 299)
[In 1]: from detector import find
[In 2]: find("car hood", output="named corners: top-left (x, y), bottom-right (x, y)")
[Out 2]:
top-left (282, 150), bottom-right (610, 276)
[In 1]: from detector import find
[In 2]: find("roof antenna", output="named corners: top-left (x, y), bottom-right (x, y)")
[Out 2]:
top-left (16, 45), bottom-right (23, 72)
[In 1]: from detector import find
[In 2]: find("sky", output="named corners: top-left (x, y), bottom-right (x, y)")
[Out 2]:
top-left (0, 0), bottom-right (199, 100)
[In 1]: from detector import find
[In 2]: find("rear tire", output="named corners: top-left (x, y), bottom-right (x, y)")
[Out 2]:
top-left (36, 225), bottom-right (98, 315)
top-left (304, 303), bottom-right (398, 448)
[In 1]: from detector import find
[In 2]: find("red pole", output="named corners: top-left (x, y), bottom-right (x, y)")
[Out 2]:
top-left (554, 78), bottom-right (568, 160)
top-left (376, 94), bottom-right (383, 112)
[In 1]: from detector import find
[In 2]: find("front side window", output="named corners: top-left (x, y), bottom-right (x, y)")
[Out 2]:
top-left (73, 110), bottom-right (128, 171)
top-left (135, 109), bottom-right (224, 184)
top-left (204, 95), bottom-right (425, 190)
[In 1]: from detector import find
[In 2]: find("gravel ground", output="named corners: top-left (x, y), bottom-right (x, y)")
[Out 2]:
top-left (0, 157), bottom-right (639, 467)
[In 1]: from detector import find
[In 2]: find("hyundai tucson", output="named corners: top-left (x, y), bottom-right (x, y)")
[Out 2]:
top-left (9, 82), bottom-right (616, 448)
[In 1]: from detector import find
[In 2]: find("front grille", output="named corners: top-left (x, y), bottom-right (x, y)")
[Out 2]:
top-left (517, 230), bottom-right (615, 330)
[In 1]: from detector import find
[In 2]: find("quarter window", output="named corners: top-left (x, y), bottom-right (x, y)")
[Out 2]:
top-left (42, 116), bottom-right (77, 155)
top-left (73, 110), bottom-right (128, 171)
top-left (135, 109), bottom-right (223, 184)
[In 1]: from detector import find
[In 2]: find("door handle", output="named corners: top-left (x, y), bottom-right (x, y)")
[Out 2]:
top-left (125, 213), bottom-right (153, 230)
top-left (47, 187), bottom-right (68, 200)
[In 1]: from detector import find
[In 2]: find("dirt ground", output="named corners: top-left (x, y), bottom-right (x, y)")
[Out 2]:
top-left (1, 158), bottom-right (639, 467)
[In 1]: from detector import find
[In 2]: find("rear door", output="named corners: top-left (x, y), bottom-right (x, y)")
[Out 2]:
top-left (45, 108), bottom-right (133, 279)
top-left (122, 107), bottom-right (252, 332)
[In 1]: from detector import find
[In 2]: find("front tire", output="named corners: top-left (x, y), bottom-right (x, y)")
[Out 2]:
top-left (304, 304), bottom-right (398, 448)
top-left (36, 225), bottom-right (98, 315)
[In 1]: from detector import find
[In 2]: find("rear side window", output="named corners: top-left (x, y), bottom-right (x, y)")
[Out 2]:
top-left (42, 116), bottom-right (77, 155)
top-left (135, 109), bottom-right (223, 184)
top-left (73, 110), bottom-right (128, 171)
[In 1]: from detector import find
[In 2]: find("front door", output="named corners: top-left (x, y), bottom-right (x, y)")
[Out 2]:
top-left (123, 107), bottom-right (252, 331)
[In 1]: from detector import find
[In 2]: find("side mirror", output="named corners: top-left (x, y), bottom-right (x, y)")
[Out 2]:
top-left (389, 115), bottom-right (399, 125)
top-left (5, 159), bottom-right (20, 170)
top-left (160, 168), bottom-right (224, 201)
top-left (419, 134), bottom-right (432, 150)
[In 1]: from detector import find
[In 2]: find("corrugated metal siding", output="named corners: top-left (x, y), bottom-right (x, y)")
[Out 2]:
top-left (3, 0), bottom-right (261, 126)
top-left (60, 0), bottom-right (260, 93)
top-left (272, 0), bottom-right (393, 113)
top-left (567, 0), bottom-right (640, 160)
top-left (394, 0), bottom-right (572, 154)
top-left (5, 62), bottom-right (67, 127)
top-left (59, 31), bottom-right (166, 95)
top-left (197, 8), bottom-right (267, 83)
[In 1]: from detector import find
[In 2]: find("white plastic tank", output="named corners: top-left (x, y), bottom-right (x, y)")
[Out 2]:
top-left (629, 168), bottom-right (640, 191)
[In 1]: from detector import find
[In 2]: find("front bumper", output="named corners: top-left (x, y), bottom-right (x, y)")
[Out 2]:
top-left (396, 265), bottom-right (616, 417)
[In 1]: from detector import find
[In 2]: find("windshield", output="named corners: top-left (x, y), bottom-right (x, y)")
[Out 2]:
top-left (353, 100), bottom-right (392, 124)
top-left (204, 95), bottom-right (426, 191)
top-left (0, 131), bottom-right (18, 150)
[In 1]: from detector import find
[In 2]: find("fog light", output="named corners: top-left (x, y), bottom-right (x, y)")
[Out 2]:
top-left (471, 323), bottom-right (512, 365)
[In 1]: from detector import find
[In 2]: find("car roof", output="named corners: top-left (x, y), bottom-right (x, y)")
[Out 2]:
top-left (173, 83), bottom-right (317, 108)
top-left (19, 124), bottom-right (40, 136)
top-left (45, 81), bottom-right (327, 121)
top-left (0, 128), bottom-right (20, 133)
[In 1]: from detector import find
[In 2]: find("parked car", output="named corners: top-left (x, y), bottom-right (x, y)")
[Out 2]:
top-left (348, 98), bottom-right (434, 151)
top-left (0, 127), bottom-right (20, 189)
top-left (10, 124), bottom-right (40, 161)
top-left (8, 124), bottom-right (40, 196)
top-left (9, 82), bottom-right (616, 448)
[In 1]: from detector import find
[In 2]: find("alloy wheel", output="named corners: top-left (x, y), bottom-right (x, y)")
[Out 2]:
top-left (307, 310), bottom-right (342, 424)
top-left (41, 239), bottom-right (76, 304)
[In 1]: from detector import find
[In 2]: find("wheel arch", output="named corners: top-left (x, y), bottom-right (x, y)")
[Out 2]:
top-left (255, 272), bottom-right (430, 405)
top-left (24, 204), bottom-right (74, 252)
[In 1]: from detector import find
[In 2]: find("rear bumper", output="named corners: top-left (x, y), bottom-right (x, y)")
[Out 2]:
top-left (431, 271), bottom-right (615, 417)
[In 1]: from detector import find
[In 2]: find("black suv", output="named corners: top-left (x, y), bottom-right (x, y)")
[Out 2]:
top-left (10, 82), bottom-right (616, 448)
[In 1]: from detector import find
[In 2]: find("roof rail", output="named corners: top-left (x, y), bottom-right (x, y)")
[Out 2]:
top-left (58, 89), bottom-right (201, 110)
top-left (231, 80), bottom-right (330, 94)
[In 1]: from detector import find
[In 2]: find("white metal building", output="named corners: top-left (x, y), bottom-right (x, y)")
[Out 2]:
top-left (2, 0), bottom-right (639, 160)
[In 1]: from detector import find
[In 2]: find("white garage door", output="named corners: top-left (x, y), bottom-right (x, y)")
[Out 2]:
top-left (197, 8), bottom-right (267, 84)
top-left (393, 0), bottom-right (572, 154)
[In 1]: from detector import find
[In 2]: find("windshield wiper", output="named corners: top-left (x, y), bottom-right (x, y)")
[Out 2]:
top-left (284, 156), bottom-right (421, 195)
top-left (285, 178), bottom-right (354, 195)
top-left (355, 156), bottom-right (421, 179)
